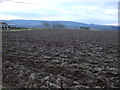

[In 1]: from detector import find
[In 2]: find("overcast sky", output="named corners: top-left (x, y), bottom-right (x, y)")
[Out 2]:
top-left (0, 0), bottom-right (119, 26)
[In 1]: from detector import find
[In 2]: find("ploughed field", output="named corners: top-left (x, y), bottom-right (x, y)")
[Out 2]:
top-left (2, 29), bottom-right (119, 88)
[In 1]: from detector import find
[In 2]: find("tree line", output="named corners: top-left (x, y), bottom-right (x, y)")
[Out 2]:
top-left (42, 21), bottom-right (65, 29)
top-left (1, 22), bottom-right (90, 30)
top-left (42, 22), bottom-right (90, 30)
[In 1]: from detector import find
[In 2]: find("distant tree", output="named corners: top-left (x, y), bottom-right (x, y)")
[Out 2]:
top-left (58, 23), bottom-right (65, 29)
top-left (52, 22), bottom-right (65, 29)
top-left (42, 21), bottom-right (50, 28)
top-left (91, 23), bottom-right (95, 25)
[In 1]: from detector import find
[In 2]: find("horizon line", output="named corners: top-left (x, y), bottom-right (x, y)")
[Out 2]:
top-left (1, 19), bottom-right (118, 26)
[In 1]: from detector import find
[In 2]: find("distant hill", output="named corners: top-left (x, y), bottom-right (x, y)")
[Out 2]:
top-left (1, 20), bottom-right (118, 30)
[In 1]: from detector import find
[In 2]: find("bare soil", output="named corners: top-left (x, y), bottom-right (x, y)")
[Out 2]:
top-left (2, 29), bottom-right (119, 88)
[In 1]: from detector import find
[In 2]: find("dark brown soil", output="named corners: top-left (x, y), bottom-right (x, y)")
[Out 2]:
top-left (2, 29), bottom-right (119, 88)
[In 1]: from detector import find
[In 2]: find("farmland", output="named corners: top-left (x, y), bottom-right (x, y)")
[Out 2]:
top-left (2, 29), bottom-right (119, 88)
